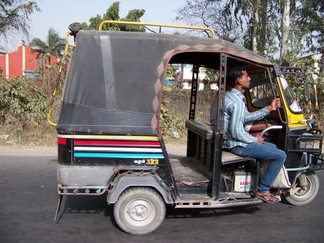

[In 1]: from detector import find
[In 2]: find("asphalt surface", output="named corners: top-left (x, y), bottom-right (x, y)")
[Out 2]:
top-left (0, 146), bottom-right (324, 243)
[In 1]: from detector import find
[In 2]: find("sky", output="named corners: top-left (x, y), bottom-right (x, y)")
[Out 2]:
top-left (3, 0), bottom-right (187, 51)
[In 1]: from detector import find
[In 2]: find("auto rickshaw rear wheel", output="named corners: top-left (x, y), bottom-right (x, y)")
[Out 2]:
top-left (113, 187), bottom-right (166, 235)
top-left (284, 172), bottom-right (319, 206)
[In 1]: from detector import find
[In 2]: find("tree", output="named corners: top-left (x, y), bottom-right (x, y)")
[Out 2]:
top-left (294, 0), bottom-right (324, 56)
top-left (226, 0), bottom-right (323, 63)
top-left (30, 28), bottom-right (65, 83)
top-left (177, 0), bottom-right (274, 52)
top-left (82, 1), bottom-right (145, 32)
top-left (30, 28), bottom-right (65, 62)
top-left (176, 0), bottom-right (243, 41)
top-left (224, 0), bottom-right (275, 56)
top-left (0, 0), bottom-right (39, 38)
top-left (280, 0), bottom-right (290, 62)
top-left (183, 0), bottom-right (323, 64)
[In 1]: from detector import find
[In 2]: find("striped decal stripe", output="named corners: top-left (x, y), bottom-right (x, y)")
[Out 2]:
top-left (74, 146), bottom-right (163, 153)
top-left (71, 135), bottom-right (164, 159)
top-left (59, 134), bottom-right (159, 140)
top-left (74, 140), bottom-right (161, 147)
top-left (74, 153), bottom-right (164, 159)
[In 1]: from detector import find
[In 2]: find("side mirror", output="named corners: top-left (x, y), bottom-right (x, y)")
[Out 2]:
top-left (68, 22), bottom-right (82, 36)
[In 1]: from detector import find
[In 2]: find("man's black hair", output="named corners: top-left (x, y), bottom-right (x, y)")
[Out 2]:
top-left (226, 66), bottom-right (247, 87)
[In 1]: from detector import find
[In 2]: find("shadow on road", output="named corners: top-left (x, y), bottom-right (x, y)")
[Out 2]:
top-left (55, 194), bottom-right (109, 223)
top-left (166, 205), bottom-right (261, 219)
top-left (55, 193), bottom-right (262, 223)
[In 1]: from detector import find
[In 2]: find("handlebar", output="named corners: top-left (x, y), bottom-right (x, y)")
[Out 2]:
top-left (260, 125), bottom-right (283, 138)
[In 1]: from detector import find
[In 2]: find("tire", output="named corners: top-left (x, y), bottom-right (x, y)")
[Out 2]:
top-left (284, 172), bottom-right (319, 206)
top-left (113, 187), bottom-right (166, 235)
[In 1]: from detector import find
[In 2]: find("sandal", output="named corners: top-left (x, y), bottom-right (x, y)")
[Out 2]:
top-left (257, 190), bottom-right (280, 203)
top-left (270, 190), bottom-right (282, 202)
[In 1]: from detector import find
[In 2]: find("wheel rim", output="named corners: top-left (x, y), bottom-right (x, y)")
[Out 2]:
top-left (293, 176), bottom-right (312, 198)
top-left (125, 199), bottom-right (155, 226)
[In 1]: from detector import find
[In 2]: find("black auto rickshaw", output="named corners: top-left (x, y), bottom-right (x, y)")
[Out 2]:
top-left (49, 20), bottom-right (324, 234)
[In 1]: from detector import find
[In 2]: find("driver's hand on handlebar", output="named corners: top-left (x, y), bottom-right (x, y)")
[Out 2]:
top-left (267, 98), bottom-right (281, 112)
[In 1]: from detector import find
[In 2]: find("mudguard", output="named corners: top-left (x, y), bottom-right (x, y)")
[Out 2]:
top-left (107, 174), bottom-right (174, 204)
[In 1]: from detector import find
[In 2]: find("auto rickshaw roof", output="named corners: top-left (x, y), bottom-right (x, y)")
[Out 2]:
top-left (57, 30), bottom-right (273, 135)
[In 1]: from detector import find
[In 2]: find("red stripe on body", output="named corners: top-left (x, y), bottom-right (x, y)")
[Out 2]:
top-left (74, 140), bottom-right (161, 147)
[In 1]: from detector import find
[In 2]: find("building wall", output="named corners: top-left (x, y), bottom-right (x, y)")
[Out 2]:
top-left (9, 46), bottom-right (23, 76)
top-left (0, 45), bottom-right (57, 78)
top-left (0, 53), bottom-right (6, 76)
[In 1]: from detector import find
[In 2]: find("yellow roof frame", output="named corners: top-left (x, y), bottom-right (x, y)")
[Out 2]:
top-left (98, 20), bottom-right (216, 39)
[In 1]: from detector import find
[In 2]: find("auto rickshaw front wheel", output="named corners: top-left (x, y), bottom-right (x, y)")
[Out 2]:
top-left (113, 187), bottom-right (166, 235)
top-left (284, 172), bottom-right (319, 206)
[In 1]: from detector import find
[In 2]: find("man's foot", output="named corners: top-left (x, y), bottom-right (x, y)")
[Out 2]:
top-left (270, 188), bottom-right (282, 202)
top-left (257, 190), bottom-right (280, 203)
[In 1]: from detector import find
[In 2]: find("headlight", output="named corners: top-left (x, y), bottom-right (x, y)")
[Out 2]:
top-left (298, 140), bottom-right (313, 149)
top-left (297, 139), bottom-right (321, 149)
top-left (313, 140), bottom-right (321, 149)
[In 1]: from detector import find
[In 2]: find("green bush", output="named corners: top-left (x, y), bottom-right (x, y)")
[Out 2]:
top-left (0, 77), bottom-right (53, 144)
top-left (161, 87), bottom-right (217, 141)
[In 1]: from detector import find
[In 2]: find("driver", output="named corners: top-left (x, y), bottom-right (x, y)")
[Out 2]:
top-left (223, 67), bottom-right (286, 203)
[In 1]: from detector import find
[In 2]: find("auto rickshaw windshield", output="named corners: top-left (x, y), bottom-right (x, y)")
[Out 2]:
top-left (279, 76), bottom-right (303, 113)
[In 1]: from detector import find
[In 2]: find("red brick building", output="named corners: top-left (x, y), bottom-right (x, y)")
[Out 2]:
top-left (0, 45), bottom-right (57, 78)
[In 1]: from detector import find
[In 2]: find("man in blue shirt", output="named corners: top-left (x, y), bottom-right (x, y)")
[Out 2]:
top-left (224, 67), bottom-right (286, 203)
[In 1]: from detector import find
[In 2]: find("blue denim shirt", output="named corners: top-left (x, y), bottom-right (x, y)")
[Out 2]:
top-left (223, 88), bottom-right (270, 149)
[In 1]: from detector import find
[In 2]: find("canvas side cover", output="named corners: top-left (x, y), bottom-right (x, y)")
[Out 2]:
top-left (57, 30), bottom-right (172, 135)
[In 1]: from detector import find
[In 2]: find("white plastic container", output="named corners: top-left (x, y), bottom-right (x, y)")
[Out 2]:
top-left (234, 170), bottom-right (255, 192)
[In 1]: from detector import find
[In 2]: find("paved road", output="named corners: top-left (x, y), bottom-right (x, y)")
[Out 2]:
top-left (0, 146), bottom-right (324, 242)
